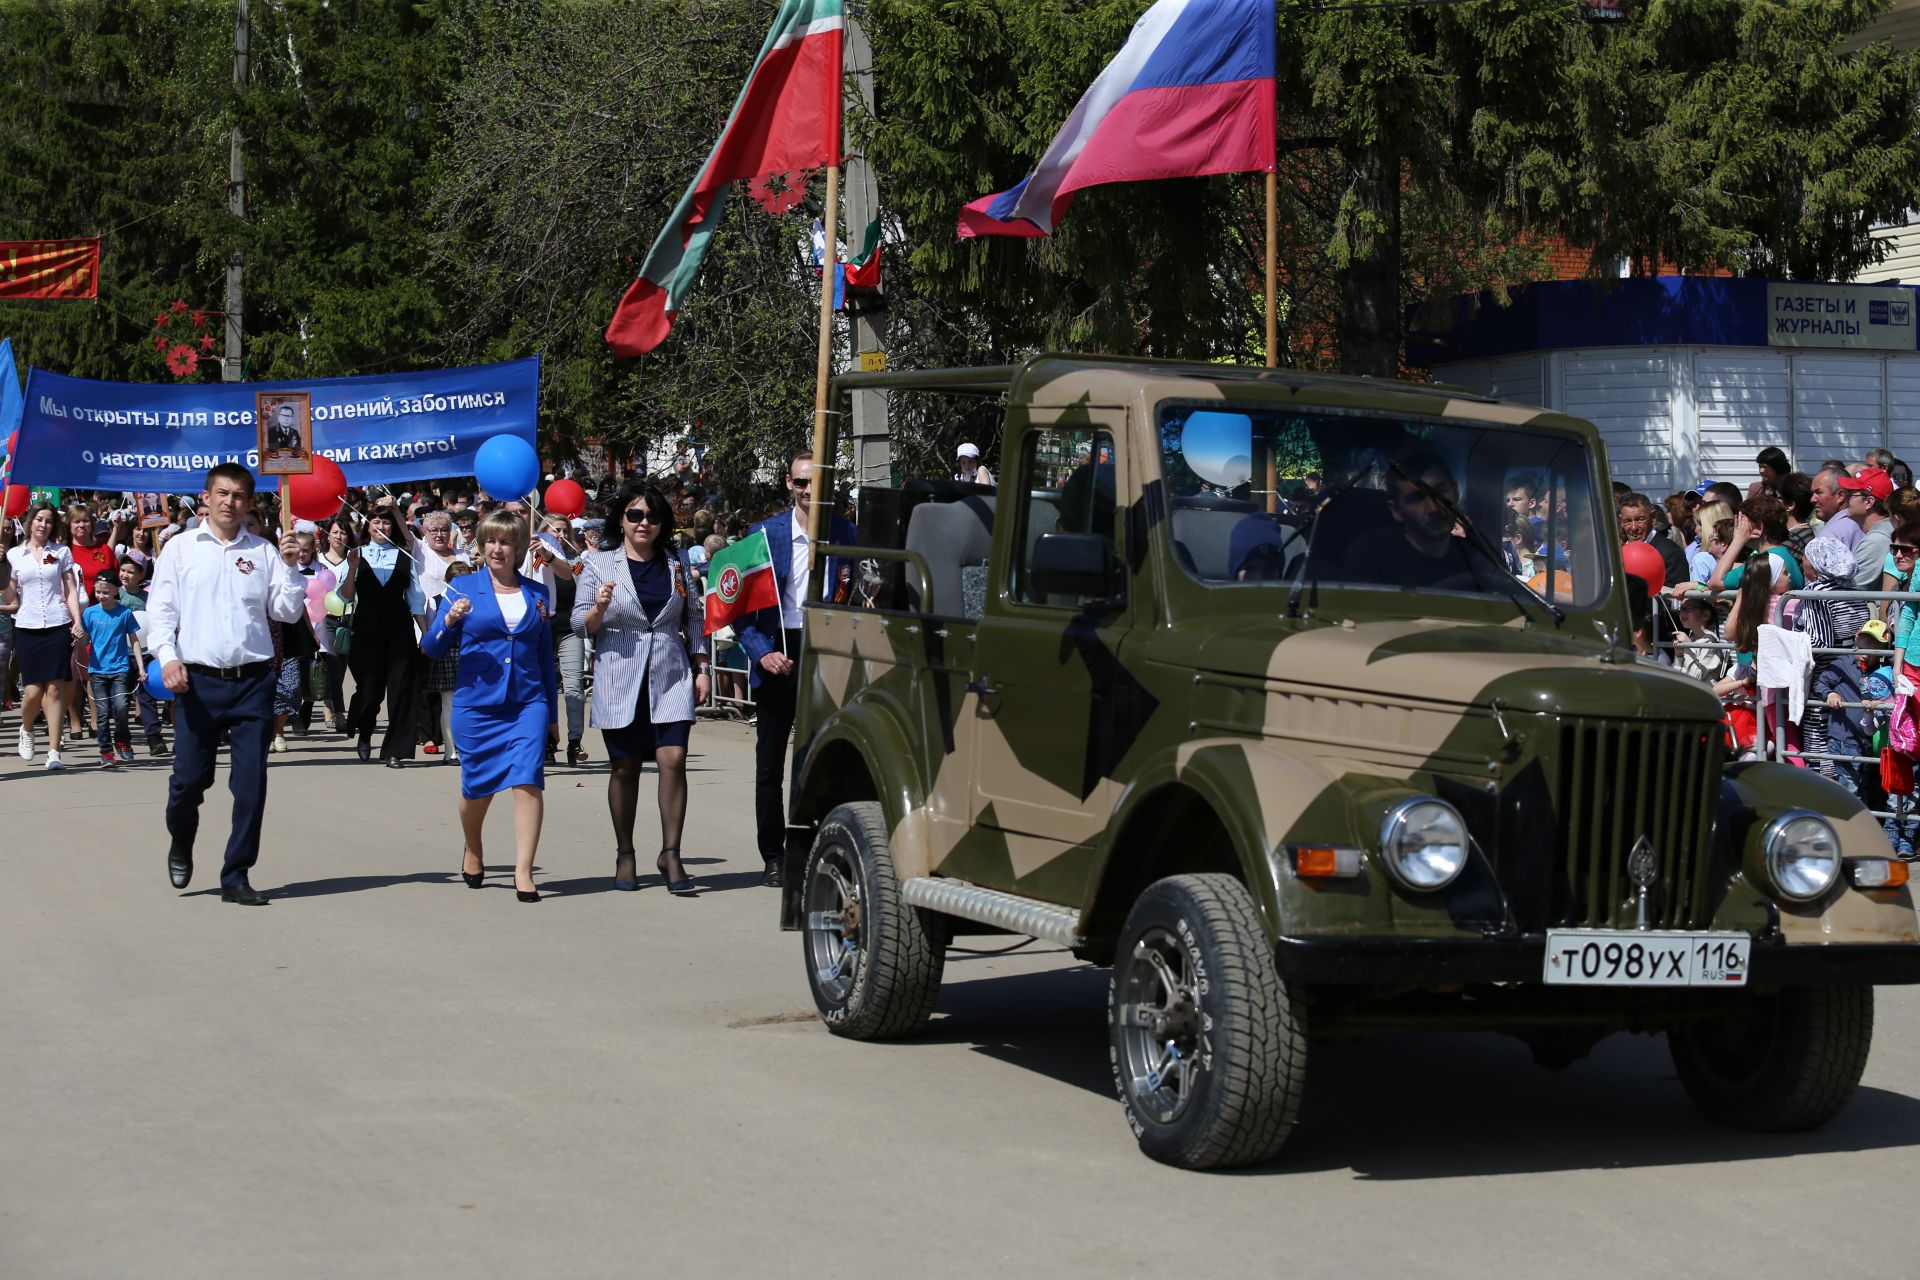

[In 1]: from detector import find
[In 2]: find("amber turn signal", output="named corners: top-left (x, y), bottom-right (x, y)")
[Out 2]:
top-left (1847, 858), bottom-right (1911, 890)
top-left (1291, 845), bottom-right (1363, 879)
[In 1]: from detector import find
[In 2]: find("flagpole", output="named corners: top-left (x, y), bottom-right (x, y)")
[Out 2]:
top-left (805, 160), bottom-right (841, 578)
top-left (1263, 168), bottom-right (1279, 513)
top-left (1264, 170), bottom-right (1278, 370)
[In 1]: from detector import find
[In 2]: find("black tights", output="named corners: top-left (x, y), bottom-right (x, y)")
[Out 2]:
top-left (607, 745), bottom-right (688, 876)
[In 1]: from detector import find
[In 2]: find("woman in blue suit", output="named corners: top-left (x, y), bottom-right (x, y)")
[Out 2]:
top-left (421, 509), bottom-right (558, 903)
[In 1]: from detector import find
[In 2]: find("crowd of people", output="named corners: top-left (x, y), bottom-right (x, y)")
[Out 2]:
top-left (0, 440), bottom-right (980, 903)
top-left (1610, 446), bottom-right (1920, 850)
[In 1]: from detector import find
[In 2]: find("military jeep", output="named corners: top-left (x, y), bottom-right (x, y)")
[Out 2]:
top-left (777, 355), bottom-right (1920, 1170)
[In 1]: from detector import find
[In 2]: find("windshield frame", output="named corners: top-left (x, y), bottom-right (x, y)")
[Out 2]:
top-left (1152, 398), bottom-right (1617, 619)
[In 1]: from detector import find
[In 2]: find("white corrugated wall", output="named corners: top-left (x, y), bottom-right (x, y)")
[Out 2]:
top-left (1434, 347), bottom-right (1920, 496)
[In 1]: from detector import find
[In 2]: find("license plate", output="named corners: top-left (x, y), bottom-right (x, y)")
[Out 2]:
top-left (1543, 930), bottom-right (1750, 987)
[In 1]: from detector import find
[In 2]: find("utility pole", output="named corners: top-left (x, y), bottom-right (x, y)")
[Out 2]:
top-left (842, 8), bottom-right (890, 487)
top-left (223, 0), bottom-right (248, 383)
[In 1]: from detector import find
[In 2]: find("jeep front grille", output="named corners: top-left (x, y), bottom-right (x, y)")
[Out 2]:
top-left (1552, 719), bottom-right (1722, 929)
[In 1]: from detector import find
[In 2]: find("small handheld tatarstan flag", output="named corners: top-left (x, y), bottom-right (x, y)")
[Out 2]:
top-left (704, 528), bottom-right (781, 635)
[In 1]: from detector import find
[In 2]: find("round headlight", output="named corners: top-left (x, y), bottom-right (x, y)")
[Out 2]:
top-left (1762, 810), bottom-right (1841, 902)
top-left (1379, 797), bottom-right (1468, 891)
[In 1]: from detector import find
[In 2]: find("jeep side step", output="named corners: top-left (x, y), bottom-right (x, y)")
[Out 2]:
top-left (901, 877), bottom-right (1083, 948)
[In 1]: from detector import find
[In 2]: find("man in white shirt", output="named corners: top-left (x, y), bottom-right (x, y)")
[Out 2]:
top-left (147, 463), bottom-right (306, 905)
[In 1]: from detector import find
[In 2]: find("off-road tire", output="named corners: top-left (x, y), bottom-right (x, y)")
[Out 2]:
top-left (1668, 985), bottom-right (1873, 1132)
top-left (1107, 874), bottom-right (1306, 1169)
top-left (802, 802), bottom-right (944, 1039)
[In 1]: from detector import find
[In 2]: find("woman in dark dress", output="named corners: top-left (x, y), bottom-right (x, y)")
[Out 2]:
top-left (572, 484), bottom-right (709, 893)
top-left (337, 504), bottom-right (425, 767)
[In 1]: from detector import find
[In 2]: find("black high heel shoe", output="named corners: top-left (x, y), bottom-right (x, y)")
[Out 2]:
top-left (613, 847), bottom-right (639, 892)
top-left (516, 886), bottom-right (541, 903)
top-left (657, 848), bottom-right (696, 896)
top-left (460, 852), bottom-right (483, 889)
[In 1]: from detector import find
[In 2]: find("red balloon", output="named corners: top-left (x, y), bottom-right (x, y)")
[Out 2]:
top-left (1621, 539), bottom-right (1666, 596)
top-left (287, 454), bottom-right (349, 522)
top-left (2, 484), bottom-right (26, 519)
top-left (544, 478), bottom-right (587, 519)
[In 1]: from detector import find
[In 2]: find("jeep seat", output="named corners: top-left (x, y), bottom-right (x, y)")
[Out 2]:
top-left (904, 495), bottom-right (995, 619)
top-left (1168, 499), bottom-right (1256, 580)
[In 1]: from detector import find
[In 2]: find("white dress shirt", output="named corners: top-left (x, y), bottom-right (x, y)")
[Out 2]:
top-left (781, 507), bottom-right (809, 629)
top-left (6, 542), bottom-right (77, 630)
top-left (147, 524), bottom-right (307, 668)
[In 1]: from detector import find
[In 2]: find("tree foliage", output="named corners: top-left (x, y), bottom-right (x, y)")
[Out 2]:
top-left (0, 1), bottom-right (227, 381)
top-left (431, 0), bottom-right (824, 485)
top-left (3, 0), bottom-right (1918, 475)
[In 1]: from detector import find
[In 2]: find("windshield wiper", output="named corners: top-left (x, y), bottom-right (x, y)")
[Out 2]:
top-left (1387, 461), bottom-right (1565, 627)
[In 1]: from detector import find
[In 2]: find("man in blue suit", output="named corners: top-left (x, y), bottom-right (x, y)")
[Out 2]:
top-left (737, 449), bottom-right (856, 886)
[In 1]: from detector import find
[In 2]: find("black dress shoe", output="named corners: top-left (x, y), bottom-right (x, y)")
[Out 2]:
top-left (168, 843), bottom-right (192, 890)
top-left (356, 742), bottom-right (372, 762)
top-left (384, 757), bottom-right (404, 770)
top-left (221, 881), bottom-right (270, 906)
top-left (761, 859), bottom-right (783, 888)
top-left (516, 888), bottom-right (541, 903)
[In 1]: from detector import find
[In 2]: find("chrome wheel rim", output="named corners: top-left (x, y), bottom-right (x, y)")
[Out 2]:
top-left (1117, 926), bottom-right (1205, 1125)
top-left (805, 843), bottom-right (863, 1006)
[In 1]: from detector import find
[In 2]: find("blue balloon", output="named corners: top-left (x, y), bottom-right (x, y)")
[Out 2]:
top-left (144, 660), bottom-right (175, 702)
top-left (474, 434), bottom-right (541, 502)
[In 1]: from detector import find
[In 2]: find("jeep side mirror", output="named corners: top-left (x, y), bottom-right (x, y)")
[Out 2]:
top-left (1029, 532), bottom-right (1114, 600)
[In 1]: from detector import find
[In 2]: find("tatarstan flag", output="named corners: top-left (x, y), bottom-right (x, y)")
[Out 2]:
top-left (606, 0), bottom-right (845, 356)
top-left (704, 529), bottom-right (781, 634)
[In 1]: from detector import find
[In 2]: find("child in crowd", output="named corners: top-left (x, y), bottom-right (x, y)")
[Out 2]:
top-left (1840, 621), bottom-right (1911, 851)
top-left (114, 557), bottom-right (169, 756)
top-left (116, 557), bottom-right (147, 607)
top-left (81, 571), bottom-right (142, 766)
top-left (1797, 536), bottom-right (1871, 779)
top-left (1671, 596), bottom-right (1729, 684)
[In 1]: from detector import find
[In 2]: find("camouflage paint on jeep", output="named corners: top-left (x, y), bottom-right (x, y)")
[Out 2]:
top-left (790, 355), bottom-right (1920, 959)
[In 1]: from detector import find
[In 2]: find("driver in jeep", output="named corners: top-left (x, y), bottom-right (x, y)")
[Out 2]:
top-left (1347, 453), bottom-right (1506, 591)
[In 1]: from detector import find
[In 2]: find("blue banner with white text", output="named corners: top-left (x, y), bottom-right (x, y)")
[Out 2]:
top-left (9, 356), bottom-right (540, 493)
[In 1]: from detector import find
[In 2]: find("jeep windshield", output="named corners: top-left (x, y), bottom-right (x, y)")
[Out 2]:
top-left (1158, 402), bottom-right (1608, 612)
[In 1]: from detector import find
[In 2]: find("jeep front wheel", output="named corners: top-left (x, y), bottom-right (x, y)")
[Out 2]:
top-left (1668, 985), bottom-right (1873, 1132)
top-left (802, 802), bottom-right (945, 1039)
top-left (1108, 874), bottom-right (1306, 1169)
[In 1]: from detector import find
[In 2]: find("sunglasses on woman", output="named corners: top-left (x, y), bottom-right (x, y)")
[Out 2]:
top-left (1892, 542), bottom-right (1919, 556)
top-left (624, 508), bottom-right (660, 524)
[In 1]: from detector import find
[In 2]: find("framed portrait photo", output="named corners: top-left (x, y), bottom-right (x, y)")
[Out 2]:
top-left (137, 491), bottom-right (169, 529)
top-left (256, 391), bottom-right (314, 477)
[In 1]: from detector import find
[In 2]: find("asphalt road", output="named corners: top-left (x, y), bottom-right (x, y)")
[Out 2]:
top-left (4, 713), bottom-right (1919, 1278)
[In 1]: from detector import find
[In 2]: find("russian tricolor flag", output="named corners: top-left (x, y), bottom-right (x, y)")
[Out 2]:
top-left (959, 0), bottom-right (1275, 239)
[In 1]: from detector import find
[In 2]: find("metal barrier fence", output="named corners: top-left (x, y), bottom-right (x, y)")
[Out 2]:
top-left (1657, 586), bottom-right (1919, 827)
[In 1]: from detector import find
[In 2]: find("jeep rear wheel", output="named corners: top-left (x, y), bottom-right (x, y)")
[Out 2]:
top-left (1108, 874), bottom-right (1306, 1170)
top-left (1668, 985), bottom-right (1873, 1132)
top-left (802, 802), bottom-right (944, 1040)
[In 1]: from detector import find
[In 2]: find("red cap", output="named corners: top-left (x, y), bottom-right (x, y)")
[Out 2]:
top-left (1839, 467), bottom-right (1893, 502)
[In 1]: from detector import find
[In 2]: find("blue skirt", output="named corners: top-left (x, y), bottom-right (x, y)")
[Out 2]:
top-left (452, 698), bottom-right (548, 799)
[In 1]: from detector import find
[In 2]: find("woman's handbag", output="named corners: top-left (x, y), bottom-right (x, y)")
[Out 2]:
top-left (305, 656), bottom-right (329, 701)
top-left (331, 606), bottom-right (354, 658)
